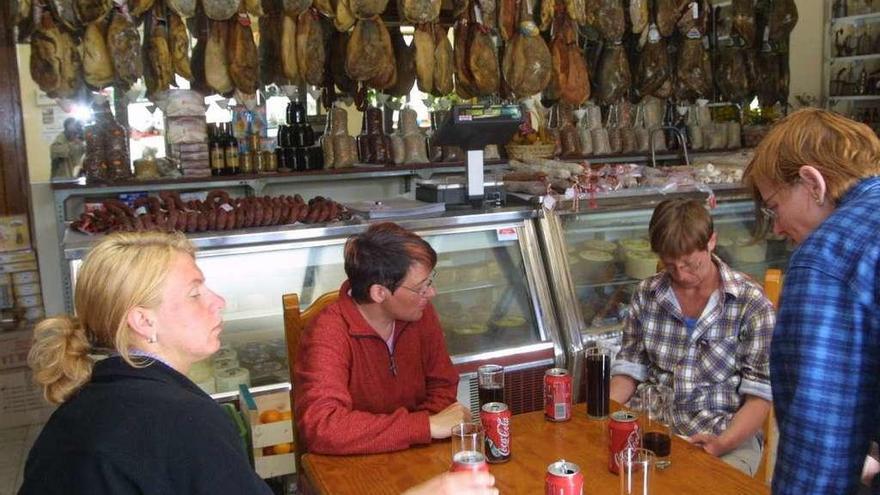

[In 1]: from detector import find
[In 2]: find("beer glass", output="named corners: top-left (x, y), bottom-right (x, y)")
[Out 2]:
top-left (477, 364), bottom-right (505, 408)
top-left (585, 347), bottom-right (611, 419)
top-left (617, 447), bottom-right (656, 495)
top-left (634, 384), bottom-right (673, 459)
top-left (450, 422), bottom-right (488, 473)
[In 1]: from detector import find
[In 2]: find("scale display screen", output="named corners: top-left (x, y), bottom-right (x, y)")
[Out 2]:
top-left (433, 104), bottom-right (524, 150)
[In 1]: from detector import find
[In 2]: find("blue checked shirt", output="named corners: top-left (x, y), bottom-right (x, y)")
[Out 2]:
top-left (771, 176), bottom-right (880, 495)
top-left (612, 257), bottom-right (775, 437)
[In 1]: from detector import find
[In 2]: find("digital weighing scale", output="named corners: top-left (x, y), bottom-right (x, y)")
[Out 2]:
top-left (432, 104), bottom-right (524, 207)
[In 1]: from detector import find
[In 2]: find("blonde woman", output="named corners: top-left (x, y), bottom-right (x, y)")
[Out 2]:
top-left (18, 232), bottom-right (272, 495)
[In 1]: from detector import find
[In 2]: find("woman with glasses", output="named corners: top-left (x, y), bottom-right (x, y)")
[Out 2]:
top-left (294, 222), bottom-right (469, 455)
top-left (744, 108), bottom-right (880, 495)
top-left (609, 198), bottom-right (776, 476)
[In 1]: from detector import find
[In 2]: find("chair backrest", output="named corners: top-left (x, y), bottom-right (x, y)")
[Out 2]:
top-left (282, 291), bottom-right (340, 476)
top-left (755, 269), bottom-right (783, 484)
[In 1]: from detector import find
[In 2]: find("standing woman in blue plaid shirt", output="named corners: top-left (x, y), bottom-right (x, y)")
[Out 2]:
top-left (610, 198), bottom-right (776, 476)
top-left (745, 108), bottom-right (880, 495)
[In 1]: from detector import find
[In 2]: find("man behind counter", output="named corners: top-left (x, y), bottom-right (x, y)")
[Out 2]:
top-left (610, 199), bottom-right (776, 476)
top-left (294, 222), bottom-right (470, 455)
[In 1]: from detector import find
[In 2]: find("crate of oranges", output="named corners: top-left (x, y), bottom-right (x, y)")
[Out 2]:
top-left (238, 386), bottom-right (296, 478)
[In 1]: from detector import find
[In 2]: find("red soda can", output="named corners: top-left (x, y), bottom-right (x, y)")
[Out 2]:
top-left (545, 459), bottom-right (584, 495)
top-left (544, 368), bottom-right (572, 422)
top-left (608, 410), bottom-right (641, 474)
top-left (480, 402), bottom-right (511, 463)
top-left (450, 450), bottom-right (490, 473)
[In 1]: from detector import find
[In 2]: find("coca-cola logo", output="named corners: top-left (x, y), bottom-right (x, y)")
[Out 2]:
top-left (487, 416), bottom-right (511, 456)
top-left (625, 429), bottom-right (640, 450)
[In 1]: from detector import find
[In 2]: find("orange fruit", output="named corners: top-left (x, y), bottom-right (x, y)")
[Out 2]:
top-left (272, 443), bottom-right (294, 455)
top-left (259, 409), bottom-right (282, 424)
top-left (280, 410), bottom-right (293, 421)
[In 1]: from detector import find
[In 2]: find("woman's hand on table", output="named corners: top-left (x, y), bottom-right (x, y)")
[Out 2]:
top-left (429, 402), bottom-right (472, 439)
top-left (402, 472), bottom-right (498, 495)
top-left (687, 433), bottom-right (731, 457)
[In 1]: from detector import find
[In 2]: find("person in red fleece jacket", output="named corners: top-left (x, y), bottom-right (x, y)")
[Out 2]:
top-left (294, 222), bottom-right (470, 455)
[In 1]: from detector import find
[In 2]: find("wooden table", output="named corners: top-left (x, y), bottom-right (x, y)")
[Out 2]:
top-left (302, 404), bottom-right (769, 494)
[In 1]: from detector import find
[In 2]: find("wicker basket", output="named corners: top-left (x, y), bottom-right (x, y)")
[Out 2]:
top-left (505, 143), bottom-right (556, 161)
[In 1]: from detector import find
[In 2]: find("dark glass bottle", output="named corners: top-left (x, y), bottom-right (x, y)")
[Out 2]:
top-left (223, 123), bottom-right (240, 175)
top-left (664, 101), bottom-right (679, 151)
top-left (209, 124), bottom-right (225, 176)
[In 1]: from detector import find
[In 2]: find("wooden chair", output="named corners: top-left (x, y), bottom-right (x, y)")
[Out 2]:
top-left (754, 269), bottom-right (782, 485)
top-left (282, 291), bottom-right (339, 487)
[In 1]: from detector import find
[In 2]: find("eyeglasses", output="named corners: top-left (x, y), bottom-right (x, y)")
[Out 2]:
top-left (663, 256), bottom-right (704, 274)
top-left (397, 270), bottom-right (437, 297)
top-left (760, 181), bottom-right (798, 221)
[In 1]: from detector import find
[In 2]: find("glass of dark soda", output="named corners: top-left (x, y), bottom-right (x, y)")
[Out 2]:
top-left (477, 364), bottom-right (504, 408)
top-left (635, 384), bottom-right (673, 459)
top-left (585, 347), bottom-right (611, 419)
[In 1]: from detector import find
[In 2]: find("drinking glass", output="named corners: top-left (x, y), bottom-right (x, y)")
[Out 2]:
top-left (617, 447), bottom-right (656, 495)
top-left (450, 422), bottom-right (488, 473)
top-left (634, 384), bottom-right (673, 460)
top-left (585, 347), bottom-right (611, 419)
top-left (477, 364), bottom-right (505, 409)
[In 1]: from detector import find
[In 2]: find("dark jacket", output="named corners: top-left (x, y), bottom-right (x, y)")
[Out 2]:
top-left (18, 356), bottom-right (272, 495)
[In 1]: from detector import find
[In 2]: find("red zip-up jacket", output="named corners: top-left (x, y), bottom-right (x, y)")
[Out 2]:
top-left (293, 281), bottom-right (460, 455)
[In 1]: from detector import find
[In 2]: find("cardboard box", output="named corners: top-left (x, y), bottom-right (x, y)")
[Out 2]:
top-left (0, 367), bottom-right (55, 428)
top-left (0, 328), bottom-right (33, 370)
top-left (0, 215), bottom-right (30, 252)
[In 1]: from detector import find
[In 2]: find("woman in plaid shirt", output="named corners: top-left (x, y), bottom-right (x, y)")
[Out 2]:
top-left (610, 199), bottom-right (776, 476)
top-left (745, 109), bottom-right (880, 495)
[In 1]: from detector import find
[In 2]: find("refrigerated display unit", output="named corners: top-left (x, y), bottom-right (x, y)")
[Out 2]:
top-left (538, 192), bottom-right (793, 399)
top-left (61, 208), bottom-right (564, 416)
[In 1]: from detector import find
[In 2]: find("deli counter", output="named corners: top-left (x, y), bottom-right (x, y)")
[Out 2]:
top-left (62, 208), bottom-right (563, 416)
top-left (60, 189), bottom-right (790, 415)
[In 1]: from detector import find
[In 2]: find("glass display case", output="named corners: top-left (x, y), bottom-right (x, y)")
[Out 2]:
top-left (62, 209), bottom-right (563, 412)
top-left (539, 193), bottom-right (793, 397)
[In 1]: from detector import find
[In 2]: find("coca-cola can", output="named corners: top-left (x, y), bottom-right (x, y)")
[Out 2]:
top-left (480, 402), bottom-right (511, 463)
top-left (450, 450), bottom-right (490, 473)
top-left (608, 410), bottom-right (641, 474)
top-left (544, 368), bottom-right (572, 422)
top-left (545, 459), bottom-right (584, 495)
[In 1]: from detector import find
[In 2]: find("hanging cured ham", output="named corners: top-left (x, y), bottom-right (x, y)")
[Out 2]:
top-left (106, 5), bottom-right (142, 89)
top-left (128, 0), bottom-right (155, 18)
top-left (398, 0), bottom-right (440, 24)
top-left (228, 11), bottom-right (259, 94)
top-left (281, 14), bottom-right (302, 84)
top-left (595, 43), bottom-right (630, 104)
top-left (346, 17), bottom-right (393, 82)
top-left (731, 0), bottom-right (755, 48)
top-left (329, 31), bottom-right (358, 95)
top-left (259, 0), bottom-right (286, 86)
top-left (283, 0), bottom-right (312, 16)
top-left (674, 38), bottom-right (712, 101)
top-left (243, 0), bottom-right (264, 16)
top-left (296, 10), bottom-right (327, 87)
top-left (469, 24), bottom-right (501, 96)
top-left (629, 0), bottom-right (647, 34)
top-left (167, 0), bottom-right (196, 17)
top-left (387, 27), bottom-right (416, 97)
top-left (636, 25), bottom-right (670, 99)
top-left (31, 7), bottom-right (82, 99)
top-left (205, 20), bottom-right (234, 94)
top-left (74, 0), bottom-right (111, 24)
top-left (334, 0), bottom-right (356, 31)
top-left (350, 0), bottom-right (388, 19)
top-left (413, 23), bottom-right (435, 92)
top-left (550, 16), bottom-right (589, 105)
top-left (432, 26), bottom-right (454, 96)
top-left (498, 0), bottom-right (518, 41)
top-left (596, 0), bottom-right (624, 42)
top-left (204, 0), bottom-right (241, 20)
top-left (716, 46), bottom-right (750, 103)
top-left (655, 0), bottom-right (679, 38)
top-left (768, 0), bottom-right (797, 45)
top-left (49, 0), bottom-right (81, 31)
top-left (502, 21), bottom-right (552, 97)
top-left (169, 12), bottom-right (193, 81)
top-left (453, 21), bottom-right (476, 98)
top-left (83, 22), bottom-right (114, 89)
top-left (143, 9), bottom-right (174, 98)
